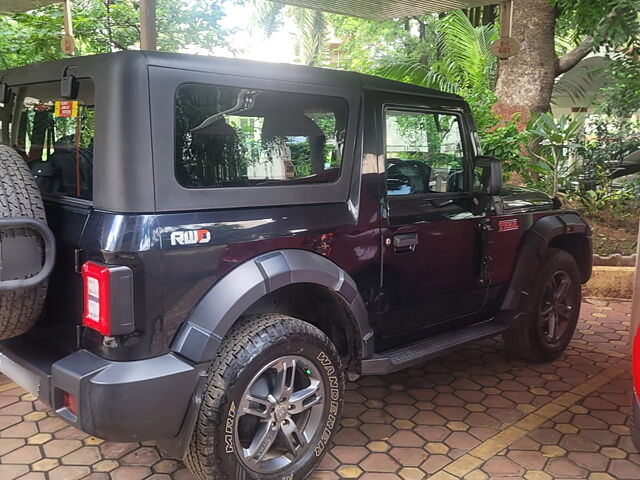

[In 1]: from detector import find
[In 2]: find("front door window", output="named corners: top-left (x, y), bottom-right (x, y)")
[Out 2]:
top-left (385, 110), bottom-right (466, 197)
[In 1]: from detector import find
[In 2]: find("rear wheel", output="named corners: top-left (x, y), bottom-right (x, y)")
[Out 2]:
top-left (186, 314), bottom-right (344, 480)
top-left (0, 145), bottom-right (47, 340)
top-left (503, 248), bottom-right (582, 362)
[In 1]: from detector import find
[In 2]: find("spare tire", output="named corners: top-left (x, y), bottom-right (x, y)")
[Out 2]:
top-left (0, 145), bottom-right (48, 339)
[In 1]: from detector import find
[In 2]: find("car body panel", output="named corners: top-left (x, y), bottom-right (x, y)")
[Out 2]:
top-left (0, 52), bottom-right (592, 457)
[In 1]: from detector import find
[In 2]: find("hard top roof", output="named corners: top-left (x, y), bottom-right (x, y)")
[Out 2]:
top-left (1, 51), bottom-right (463, 102)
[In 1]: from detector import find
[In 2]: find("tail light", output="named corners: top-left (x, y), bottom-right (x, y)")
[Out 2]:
top-left (82, 262), bottom-right (111, 335)
top-left (63, 391), bottom-right (78, 416)
top-left (82, 261), bottom-right (135, 336)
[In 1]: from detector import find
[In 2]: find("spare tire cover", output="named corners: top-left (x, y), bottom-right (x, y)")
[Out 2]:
top-left (0, 145), bottom-right (48, 340)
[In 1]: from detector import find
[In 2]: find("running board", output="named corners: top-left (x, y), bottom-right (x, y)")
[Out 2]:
top-left (360, 314), bottom-right (514, 376)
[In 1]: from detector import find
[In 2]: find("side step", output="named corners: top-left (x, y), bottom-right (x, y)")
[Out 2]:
top-left (360, 313), bottom-right (514, 376)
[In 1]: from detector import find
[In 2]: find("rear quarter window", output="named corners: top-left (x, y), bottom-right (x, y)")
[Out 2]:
top-left (175, 84), bottom-right (348, 189)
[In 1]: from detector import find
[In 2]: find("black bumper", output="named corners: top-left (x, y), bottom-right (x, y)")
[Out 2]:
top-left (0, 337), bottom-right (203, 442)
top-left (633, 390), bottom-right (640, 451)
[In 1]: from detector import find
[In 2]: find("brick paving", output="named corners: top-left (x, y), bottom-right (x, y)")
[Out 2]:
top-left (0, 299), bottom-right (637, 479)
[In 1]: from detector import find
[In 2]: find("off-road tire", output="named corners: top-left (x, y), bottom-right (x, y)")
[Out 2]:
top-left (185, 314), bottom-right (344, 480)
top-left (503, 248), bottom-right (581, 362)
top-left (0, 145), bottom-right (47, 339)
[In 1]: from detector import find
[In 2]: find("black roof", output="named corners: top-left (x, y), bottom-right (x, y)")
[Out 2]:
top-left (1, 50), bottom-right (462, 102)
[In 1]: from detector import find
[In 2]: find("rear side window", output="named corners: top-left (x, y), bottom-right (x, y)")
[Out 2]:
top-left (175, 84), bottom-right (348, 189)
top-left (0, 80), bottom-right (95, 200)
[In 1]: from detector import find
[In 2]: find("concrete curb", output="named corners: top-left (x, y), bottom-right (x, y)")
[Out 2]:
top-left (584, 265), bottom-right (635, 299)
top-left (593, 253), bottom-right (636, 267)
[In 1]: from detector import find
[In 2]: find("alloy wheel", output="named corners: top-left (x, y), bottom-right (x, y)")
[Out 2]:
top-left (539, 270), bottom-right (575, 346)
top-left (235, 355), bottom-right (325, 474)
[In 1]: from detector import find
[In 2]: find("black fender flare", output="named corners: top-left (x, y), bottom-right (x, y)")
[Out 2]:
top-left (501, 212), bottom-right (592, 312)
top-left (171, 249), bottom-right (375, 364)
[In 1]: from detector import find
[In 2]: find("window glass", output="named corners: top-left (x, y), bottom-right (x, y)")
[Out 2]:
top-left (0, 80), bottom-right (95, 200)
top-left (175, 84), bottom-right (348, 188)
top-left (385, 109), bottom-right (466, 196)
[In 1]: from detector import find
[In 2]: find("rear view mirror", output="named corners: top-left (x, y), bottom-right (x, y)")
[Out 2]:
top-left (61, 74), bottom-right (79, 99)
top-left (473, 156), bottom-right (502, 196)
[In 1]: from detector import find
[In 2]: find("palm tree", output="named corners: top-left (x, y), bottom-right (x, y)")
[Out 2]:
top-left (377, 10), bottom-right (497, 96)
top-left (252, 5), bottom-right (501, 104)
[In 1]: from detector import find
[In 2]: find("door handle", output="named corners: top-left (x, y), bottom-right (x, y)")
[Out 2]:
top-left (431, 199), bottom-right (454, 208)
top-left (393, 233), bottom-right (419, 252)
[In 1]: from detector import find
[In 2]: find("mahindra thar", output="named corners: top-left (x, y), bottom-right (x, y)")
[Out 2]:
top-left (0, 52), bottom-right (592, 480)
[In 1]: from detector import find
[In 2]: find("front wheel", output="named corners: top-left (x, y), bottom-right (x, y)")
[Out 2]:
top-left (503, 248), bottom-right (582, 362)
top-left (186, 314), bottom-right (344, 480)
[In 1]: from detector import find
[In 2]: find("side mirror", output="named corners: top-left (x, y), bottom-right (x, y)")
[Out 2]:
top-left (473, 156), bottom-right (502, 196)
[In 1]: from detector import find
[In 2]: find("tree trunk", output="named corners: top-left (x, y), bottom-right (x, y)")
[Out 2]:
top-left (493, 0), bottom-right (557, 123)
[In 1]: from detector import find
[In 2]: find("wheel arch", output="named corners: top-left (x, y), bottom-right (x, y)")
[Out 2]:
top-left (548, 234), bottom-right (592, 283)
top-left (502, 213), bottom-right (592, 311)
top-left (171, 249), bottom-right (375, 365)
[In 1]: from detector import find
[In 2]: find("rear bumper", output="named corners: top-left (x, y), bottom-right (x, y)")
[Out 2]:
top-left (0, 337), bottom-right (204, 442)
top-left (633, 390), bottom-right (640, 450)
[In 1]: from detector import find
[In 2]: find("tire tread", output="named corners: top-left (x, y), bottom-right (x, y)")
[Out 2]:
top-left (0, 145), bottom-right (47, 340)
top-left (185, 314), bottom-right (341, 480)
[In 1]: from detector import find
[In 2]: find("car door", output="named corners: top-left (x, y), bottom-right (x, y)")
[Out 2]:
top-left (369, 91), bottom-right (490, 345)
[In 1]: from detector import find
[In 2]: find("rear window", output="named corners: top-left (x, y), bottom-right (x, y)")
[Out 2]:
top-left (175, 84), bottom-right (348, 189)
top-left (0, 80), bottom-right (95, 200)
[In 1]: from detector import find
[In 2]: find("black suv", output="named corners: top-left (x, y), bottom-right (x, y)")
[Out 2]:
top-left (0, 52), bottom-right (592, 480)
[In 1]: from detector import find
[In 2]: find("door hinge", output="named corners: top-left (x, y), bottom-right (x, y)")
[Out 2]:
top-left (478, 219), bottom-right (494, 287)
top-left (74, 248), bottom-right (83, 273)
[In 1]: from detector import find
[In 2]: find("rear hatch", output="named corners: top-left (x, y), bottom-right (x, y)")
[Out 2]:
top-left (1, 79), bottom-right (95, 354)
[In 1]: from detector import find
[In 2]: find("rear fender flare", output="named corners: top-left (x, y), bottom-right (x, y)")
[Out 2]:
top-left (502, 212), bottom-right (592, 312)
top-left (171, 249), bottom-right (375, 364)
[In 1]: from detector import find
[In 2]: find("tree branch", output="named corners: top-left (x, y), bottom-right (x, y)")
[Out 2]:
top-left (556, 36), bottom-right (594, 75)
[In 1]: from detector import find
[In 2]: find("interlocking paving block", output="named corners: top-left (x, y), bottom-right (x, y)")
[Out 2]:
top-left (0, 300), bottom-right (637, 479)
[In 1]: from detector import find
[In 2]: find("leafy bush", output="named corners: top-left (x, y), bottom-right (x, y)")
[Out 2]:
top-left (599, 56), bottom-right (640, 118)
top-left (571, 186), bottom-right (634, 216)
top-left (574, 116), bottom-right (640, 184)
top-left (478, 116), bottom-right (529, 182)
top-left (527, 113), bottom-right (585, 197)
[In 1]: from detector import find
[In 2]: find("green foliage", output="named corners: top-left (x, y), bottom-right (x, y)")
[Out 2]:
top-left (327, 15), bottom-right (432, 73)
top-left (251, 0), bottom-right (284, 37)
top-left (290, 8), bottom-right (326, 66)
top-left (478, 118), bottom-right (528, 181)
top-left (554, 0), bottom-right (640, 117)
top-left (376, 11), bottom-right (497, 97)
top-left (555, 0), bottom-right (639, 52)
top-left (599, 56), bottom-right (640, 117)
top-left (393, 113), bottom-right (444, 154)
top-left (567, 116), bottom-right (640, 215)
top-left (527, 113), bottom-right (585, 197)
top-left (289, 141), bottom-right (312, 176)
top-left (576, 116), bottom-right (640, 178)
top-left (0, 0), bottom-right (228, 68)
top-left (572, 186), bottom-right (634, 217)
top-left (368, 11), bottom-right (517, 178)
